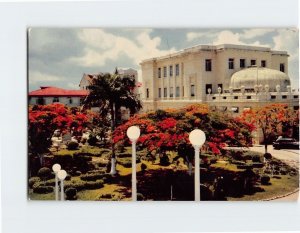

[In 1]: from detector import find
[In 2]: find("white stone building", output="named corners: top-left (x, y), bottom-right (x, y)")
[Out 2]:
top-left (140, 44), bottom-right (299, 113)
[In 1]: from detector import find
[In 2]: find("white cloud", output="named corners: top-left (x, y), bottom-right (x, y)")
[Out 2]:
top-left (273, 29), bottom-right (299, 61)
top-left (241, 29), bottom-right (274, 39)
top-left (67, 82), bottom-right (80, 89)
top-left (29, 71), bottom-right (64, 84)
top-left (69, 29), bottom-right (176, 67)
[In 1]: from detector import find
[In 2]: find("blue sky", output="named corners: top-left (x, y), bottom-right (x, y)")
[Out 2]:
top-left (28, 28), bottom-right (299, 91)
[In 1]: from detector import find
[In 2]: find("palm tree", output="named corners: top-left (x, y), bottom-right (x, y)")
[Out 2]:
top-left (83, 71), bottom-right (142, 174)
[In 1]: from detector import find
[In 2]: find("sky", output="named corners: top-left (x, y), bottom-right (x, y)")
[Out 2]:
top-left (28, 28), bottom-right (299, 91)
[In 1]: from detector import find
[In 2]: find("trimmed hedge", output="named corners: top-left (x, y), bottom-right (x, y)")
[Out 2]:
top-left (80, 172), bottom-right (106, 181)
top-left (28, 177), bottom-right (41, 188)
top-left (33, 185), bottom-right (54, 194)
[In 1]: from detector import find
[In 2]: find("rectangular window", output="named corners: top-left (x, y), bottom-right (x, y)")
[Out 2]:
top-left (69, 97), bottom-right (73, 104)
top-left (169, 65), bottom-right (173, 76)
top-left (170, 87), bottom-right (173, 97)
top-left (191, 85), bottom-right (195, 97)
top-left (206, 84), bottom-right (212, 94)
top-left (164, 88), bottom-right (167, 97)
top-left (158, 68), bottom-right (161, 78)
top-left (182, 86), bottom-right (184, 97)
top-left (53, 97), bottom-right (59, 103)
top-left (205, 59), bottom-right (212, 71)
top-left (261, 60), bottom-right (266, 67)
top-left (176, 87), bottom-right (180, 97)
top-left (163, 66), bottom-right (167, 77)
top-left (158, 88), bottom-right (161, 98)
top-left (228, 58), bottom-right (234, 69)
top-left (240, 59), bottom-right (245, 68)
top-left (175, 64), bottom-right (180, 76)
top-left (280, 63), bottom-right (285, 72)
top-left (146, 88), bottom-right (149, 98)
top-left (217, 84), bottom-right (223, 93)
top-left (251, 59), bottom-right (256, 66)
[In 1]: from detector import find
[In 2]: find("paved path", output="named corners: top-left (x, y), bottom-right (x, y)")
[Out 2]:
top-left (249, 145), bottom-right (299, 170)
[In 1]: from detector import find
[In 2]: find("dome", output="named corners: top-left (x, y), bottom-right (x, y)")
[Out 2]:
top-left (230, 67), bottom-right (290, 92)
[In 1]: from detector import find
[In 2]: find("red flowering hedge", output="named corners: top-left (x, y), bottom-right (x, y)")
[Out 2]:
top-left (29, 103), bottom-right (94, 154)
top-left (113, 104), bottom-right (254, 155)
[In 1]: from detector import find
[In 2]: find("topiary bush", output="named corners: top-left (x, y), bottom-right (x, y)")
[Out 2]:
top-left (264, 153), bottom-right (272, 160)
top-left (33, 185), bottom-right (54, 194)
top-left (261, 175), bottom-right (271, 185)
top-left (80, 172), bottom-right (105, 181)
top-left (84, 180), bottom-right (104, 189)
top-left (28, 177), bottom-right (41, 188)
top-left (141, 163), bottom-right (147, 172)
top-left (252, 155), bottom-right (262, 163)
top-left (137, 193), bottom-right (145, 201)
top-left (37, 167), bottom-right (52, 180)
top-left (67, 141), bottom-right (79, 150)
top-left (65, 187), bottom-right (77, 200)
top-left (87, 134), bottom-right (98, 146)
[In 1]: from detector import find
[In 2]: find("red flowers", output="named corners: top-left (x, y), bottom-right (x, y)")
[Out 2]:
top-left (113, 104), bottom-right (254, 155)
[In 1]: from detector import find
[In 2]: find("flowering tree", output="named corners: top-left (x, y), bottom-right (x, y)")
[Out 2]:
top-left (28, 103), bottom-right (92, 154)
top-left (239, 103), bottom-right (299, 153)
top-left (114, 104), bottom-right (254, 171)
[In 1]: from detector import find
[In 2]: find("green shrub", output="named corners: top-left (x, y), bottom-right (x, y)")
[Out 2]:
top-left (137, 193), bottom-right (145, 201)
top-left (252, 155), bottom-right (262, 163)
top-left (252, 162), bottom-right (264, 168)
top-left (80, 172), bottom-right (105, 181)
top-left (33, 185), bottom-right (54, 194)
top-left (84, 180), bottom-right (104, 189)
top-left (65, 187), bottom-right (77, 200)
top-left (264, 153), bottom-right (272, 160)
top-left (117, 153), bottom-right (131, 158)
top-left (261, 175), bottom-right (271, 185)
top-left (159, 154), bottom-right (170, 166)
top-left (37, 167), bottom-right (52, 180)
top-left (67, 141), bottom-right (79, 150)
top-left (28, 177), bottom-right (41, 188)
top-left (141, 163), bottom-right (147, 172)
top-left (87, 135), bottom-right (98, 146)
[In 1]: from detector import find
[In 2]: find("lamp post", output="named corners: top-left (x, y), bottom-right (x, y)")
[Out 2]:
top-left (189, 129), bottom-right (206, 202)
top-left (126, 126), bottom-right (141, 201)
top-left (57, 169), bottom-right (67, 201)
top-left (52, 163), bottom-right (61, 201)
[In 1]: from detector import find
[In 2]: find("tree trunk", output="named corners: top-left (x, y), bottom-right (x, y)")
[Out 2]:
top-left (110, 103), bottom-right (117, 175)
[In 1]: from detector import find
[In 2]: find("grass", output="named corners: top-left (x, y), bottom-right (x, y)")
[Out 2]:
top-left (210, 161), bottom-right (244, 172)
top-left (227, 174), bottom-right (299, 201)
top-left (77, 184), bottom-right (131, 201)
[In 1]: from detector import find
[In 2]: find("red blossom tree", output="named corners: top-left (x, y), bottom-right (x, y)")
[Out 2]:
top-left (239, 103), bottom-right (299, 153)
top-left (113, 104), bottom-right (255, 167)
top-left (28, 103), bottom-right (92, 154)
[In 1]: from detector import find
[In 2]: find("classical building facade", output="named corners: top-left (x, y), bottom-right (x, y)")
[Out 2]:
top-left (140, 44), bottom-right (299, 113)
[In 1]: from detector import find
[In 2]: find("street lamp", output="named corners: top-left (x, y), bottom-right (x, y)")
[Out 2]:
top-left (52, 163), bottom-right (61, 201)
top-left (189, 129), bottom-right (206, 202)
top-left (57, 169), bottom-right (67, 201)
top-left (127, 126), bottom-right (140, 201)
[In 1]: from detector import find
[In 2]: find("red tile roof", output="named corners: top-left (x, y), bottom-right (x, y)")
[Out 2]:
top-left (29, 86), bottom-right (89, 97)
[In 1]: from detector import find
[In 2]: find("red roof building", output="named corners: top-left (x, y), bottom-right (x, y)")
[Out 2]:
top-left (29, 86), bottom-right (88, 106)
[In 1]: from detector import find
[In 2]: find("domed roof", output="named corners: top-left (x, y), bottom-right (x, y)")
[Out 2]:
top-left (230, 67), bottom-right (290, 91)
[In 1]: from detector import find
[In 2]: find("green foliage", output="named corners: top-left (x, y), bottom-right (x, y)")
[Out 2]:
top-left (261, 175), bottom-right (271, 185)
top-left (80, 172), bottom-right (106, 181)
top-left (67, 141), bottom-right (79, 150)
top-left (37, 167), bottom-right (52, 180)
top-left (65, 187), bottom-right (77, 200)
top-left (33, 185), bottom-right (54, 194)
top-left (28, 177), bottom-right (41, 188)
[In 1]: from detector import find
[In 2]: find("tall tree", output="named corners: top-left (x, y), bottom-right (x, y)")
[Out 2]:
top-left (83, 72), bottom-right (142, 174)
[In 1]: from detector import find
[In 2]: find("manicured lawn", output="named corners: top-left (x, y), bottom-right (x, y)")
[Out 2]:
top-left (227, 174), bottom-right (299, 201)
